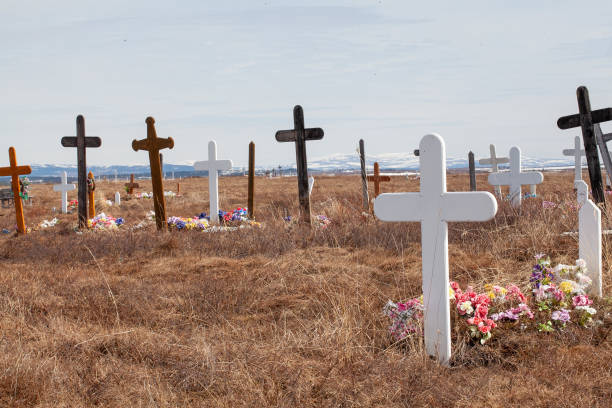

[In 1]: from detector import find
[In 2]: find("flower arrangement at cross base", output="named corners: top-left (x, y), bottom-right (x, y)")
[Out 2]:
top-left (87, 213), bottom-right (124, 230)
top-left (384, 254), bottom-right (599, 346)
top-left (167, 208), bottom-right (261, 232)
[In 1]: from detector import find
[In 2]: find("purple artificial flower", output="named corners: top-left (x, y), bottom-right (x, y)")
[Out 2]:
top-left (551, 309), bottom-right (571, 323)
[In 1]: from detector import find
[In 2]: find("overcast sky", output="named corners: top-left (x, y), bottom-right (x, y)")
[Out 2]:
top-left (1, 1), bottom-right (612, 167)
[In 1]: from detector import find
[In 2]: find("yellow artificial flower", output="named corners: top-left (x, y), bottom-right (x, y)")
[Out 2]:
top-left (559, 281), bottom-right (574, 294)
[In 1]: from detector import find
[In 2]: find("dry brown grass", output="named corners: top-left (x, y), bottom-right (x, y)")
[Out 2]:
top-left (0, 172), bottom-right (610, 407)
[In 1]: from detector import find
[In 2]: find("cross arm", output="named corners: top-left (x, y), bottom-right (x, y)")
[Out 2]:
top-left (0, 165), bottom-right (31, 177)
top-left (132, 137), bottom-right (174, 152)
top-left (275, 128), bottom-right (324, 142)
top-left (562, 149), bottom-right (585, 155)
top-left (479, 157), bottom-right (509, 165)
top-left (373, 192), bottom-right (422, 221)
top-left (367, 175), bottom-right (391, 182)
top-left (441, 192), bottom-right (497, 222)
top-left (193, 159), bottom-right (233, 172)
top-left (61, 137), bottom-right (102, 148)
top-left (557, 107), bottom-right (612, 129)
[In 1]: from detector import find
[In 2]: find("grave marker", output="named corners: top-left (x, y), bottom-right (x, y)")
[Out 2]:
top-left (0, 147), bottom-right (32, 233)
top-left (359, 139), bottom-right (369, 210)
top-left (61, 115), bottom-right (101, 228)
top-left (194, 141), bottom-right (232, 224)
top-left (468, 151), bottom-right (476, 191)
top-left (479, 144), bottom-right (509, 196)
top-left (125, 174), bottom-right (139, 194)
top-left (576, 180), bottom-right (602, 297)
top-left (367, 162), bottom-right (391, 198)
top-left (275, 105), bottom-right (324, 225)
top-left (115, 191), bottom-right (121, 206)
top-left (308, 176), bottom-right (315, 196)
top-left (488, 147), bottom-right (543, 208)
top-left (374, 134), bottom-right (497, 365)
top-left (248, 141), bottom-right (255, 219)
top-left (593, 124), bottom-right (612, 188)
top-left (53, 171), bottom-right (76, 214)
top-left (159, 153), bottom-right (164, 179)
top-left (529, 184), bottom-right (537, 196)
top-left (557, 86), bottom-right (612, 203)
top-left (132, 117), bottom-right (174, 230)
top-left (562, 136), bottom-right (585, 182)
top-left (87, 171), bottom-right (96, 219)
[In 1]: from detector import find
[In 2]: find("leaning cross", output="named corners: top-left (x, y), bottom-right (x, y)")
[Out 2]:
top-left (593, 124), bottom-right (612, 188)
top-left (557, 86), bottom-right (612, 203)
top-left (194, 140), bottom-right (233, 224)
top-left (125, 174), bottom-right (139, 194)
top-left (87, 171), bottom-right (96, 219)
top-left (275, 105), bottom-right (324, 225)
top-left (488, 147), bottom-right (543, 208)
top-left (61, 115), bottom-right (101, 228)
top-left (374, 134), bottom-right (497, 365)
top-left (576, 180), bottom-right (602, 297)
top-left (53, 171), bottom-right (76, 214)
top-left (367, 162), bottom-right (390, 198)
top-left (562, 136), bottom-right (585, 182)
top-left (479, 144), bottom-right (509, 196)
top-left (132, 117), bottom-right (174, 230)
top-left (0, 147), bottom-right (32, 233)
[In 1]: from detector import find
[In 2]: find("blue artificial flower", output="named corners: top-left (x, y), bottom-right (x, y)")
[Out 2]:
top-left (176, 220), bottom-right (186, 230)
top-left (116, 217), bottom-right (124, 226)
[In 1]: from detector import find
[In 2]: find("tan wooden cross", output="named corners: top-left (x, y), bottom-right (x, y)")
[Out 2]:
top-left (367, 162), bottom-right (391, 198)
top-left (0, 147), bottom-right (32, 233)
top-left (132, 117), bottom-right (174, 230)
top-left (87, 171), bottom-right (96, 219)
top-left (125, 174), bottom-right (139, 194)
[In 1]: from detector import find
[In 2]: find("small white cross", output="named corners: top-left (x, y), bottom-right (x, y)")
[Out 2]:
top-left (562, 136), bottom-right (585, 183)
top-left (576, 180), bottom-right (602, 297)
top-left (115, 191), bottom-right (121, 206)
top-left (488, 147), bottom-right (543, 208)
top-left (53, 171), bottom-right (76, 214)
top-left (479, 144), bottom-right (509, 196)
top-left (194, 141), bottom-right (233, 224)
top-left (374, 134), bottom-right (497, 365)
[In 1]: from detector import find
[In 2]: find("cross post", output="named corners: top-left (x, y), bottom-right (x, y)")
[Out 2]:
top-left (367, 162), bottom-right (391, 198)
top-left (87, 171), bottom-right (96, 219)
top-left (125, 174), bottom-right (139, 194)
top-left (488, 147), bottom-right (543, 208)
top-left (61, 115), bottom-right (101, 228)
top-left (53, 171), bottom-right (76, 214)
top-left (562, 136), bottom-right (585, 182)
top-left (132, 117), bottom-right (174, 230)
top-left (557, 86), bottom-right (612, 203)
top-left (468, 151), bottom-right (476, 191)
top-left (374, 134), bottom-right (497, 365)
top-left (478, 144), bottom-right (509, 196)
top-left (275, 105), bottom-right (324, 225)
top-left (0, 147), bottom-right (32, 233)
top-left (359, 139), bottom-right (369, 210)
top-left (248, 141), bottom-right (255, 219)
top-left (193, 140), bottom-right (233, 224)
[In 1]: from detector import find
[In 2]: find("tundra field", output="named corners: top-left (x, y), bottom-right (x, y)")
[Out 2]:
top-left (0, 172), bottom-right (610, 407)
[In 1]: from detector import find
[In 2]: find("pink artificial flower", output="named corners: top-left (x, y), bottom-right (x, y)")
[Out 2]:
top-left (475, 304), bottom-right (488, 320)
top-left (507, 284), bottom-right (527, 302)
top-left (572, 295), bottom-right (593, 307)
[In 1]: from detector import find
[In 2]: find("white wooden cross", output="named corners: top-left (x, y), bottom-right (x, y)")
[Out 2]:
top-left (488, 147), bottom-right (543, 208)
top-left (576, 180), bottom-right (602, 297)
top-left (194, 141), bottom-right (233, 224)
top-left (53, 171), bottom-right (76, 214)
top-left (115, 191), bottom-right (121, 206)
top-left (374, 134), bottom-right (497, 365)
top-left (478, 144), bottom-right (509, 196)
top-left (563, 136), bottom-right (585, 182)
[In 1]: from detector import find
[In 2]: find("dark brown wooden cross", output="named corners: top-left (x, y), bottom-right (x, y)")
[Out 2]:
top-left (558, 86), bottom-right (612, 203)
top-left (0, 147), bottom-right (31, 233)
top-left (61, 115), bottom-right (101, 228)
top-left (132, 117), bottom-right (174, 230)
top-left (248, 141), bottom-right (255, 219)
top-left (367, 162), bottom-right (390, 198)
top-left (275, 105), bottom-right (323, 225)
top-left (125, 174), bottom-right (139, 194)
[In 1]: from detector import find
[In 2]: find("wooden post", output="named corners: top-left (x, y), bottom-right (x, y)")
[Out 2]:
top-left (359, 139), bottom-right (369, 210)
top-left (61, 115), bottom-right (102, 228)
top-left (87, 171), bottom-right (96, 219)
top-left (159, 152), bottom-right (163, 179)
top-left (468, 151), bottom-right (476, 191)
top-left (177, 182), bottom-right (181, 196)
top-left (248, 141), bottom-right (255, 219)
top-left (0, 147), bottom-right (32, 233)
top-left (132, 117), bottom-right (174, 230)
top-left (125, 174), bottom-right (139, 194)
top-left (275, 105), bottom-right (324, 225)
top-left (557, 86), bottom-right (612, 203)
top-left (367, 162), bottom-right (391, 198)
